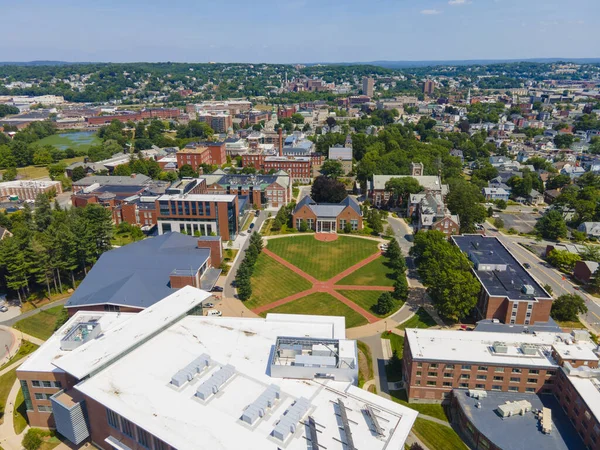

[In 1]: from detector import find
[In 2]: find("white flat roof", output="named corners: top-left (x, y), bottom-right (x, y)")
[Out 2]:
top-left (0, 179), bottom-right (61, 188)
top-left (566, 374), bottom-right (600, 422)
top-left (157, 193), bottom-right (237, 202)
top-left (405, 329), bottom-right (596, 368)
top-left (18, 311), bottom-right (134, 374)
top-left (553, 343), bottom-right (599, 362)
top-left (75, 314), bottom-right (417, 450)
top-left (54, 286), bottom-right (210, 379)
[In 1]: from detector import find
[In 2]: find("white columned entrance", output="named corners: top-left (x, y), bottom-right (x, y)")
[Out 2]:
top-left (316, 220), bottom-right (336, 233)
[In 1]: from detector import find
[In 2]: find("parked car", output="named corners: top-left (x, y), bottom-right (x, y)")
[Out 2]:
top-left (211, 286), bottom-right (223, 292)
top-left (255, 210), bottom-right (260, 216)
top-left (0, 305), bottom-right (7, 313)
top-left (379, 244), bottom-right (388, 251)
top-left (523, 263), bottom-right (531, 269)
top-left (249, 223), bottom-right (255, 230)
top-left (203, 302), bottom-right (214, 308)
top-left (207, 310), bottom-right (222, 316)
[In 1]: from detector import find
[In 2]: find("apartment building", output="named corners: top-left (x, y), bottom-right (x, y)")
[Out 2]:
top-left (362, 76), bottom-right (374, 97)
top-left (85, 108), bottom-right (180, 126)
top-left (17, 287), bottom-right (418, 449)
top-left (176, 142), bottom-right (227, 169)
top-left (452, 235), bottom-right (553, 325)
top-left (196, 112), bottom-right (233, 133)
top-left (0, 179), bottom-right (63, 201)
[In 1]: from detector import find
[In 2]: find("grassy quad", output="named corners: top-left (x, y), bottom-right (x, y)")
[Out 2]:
top-left (13, 306), bottom-right (67, 341)
top-left (245, 253), bottom-right (312, 309)
top-left (260, 292), bottom-right (368, 328)
top-left (336, 257), bottom-right (395, 287)
top-left (412, 418), bottom-right (467, 450)
top-left (336, 290), bottom-right (402, 318)
top-left (267, 235), bottom-right (378, 281)
top-left (397, 307), bottom-right (437, 330)
top-left (35, 131), bottom-right (101, 152)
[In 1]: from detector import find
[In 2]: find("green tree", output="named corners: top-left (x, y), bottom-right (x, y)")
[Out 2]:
top-left (393, 275), bottom-right (409, 301)
top-left (446, 178), bottom-right (486, 233)
top-left (2, 166), bottom-right (17, 181)
top-left (375, 292), bottom-right (396, 315)
top-left (535, 210), bottom-right (567, 240)
top-left (493, 218), bottom-right (504, 229)
top-left (178, 164), bottom-right (198, 178)
top-left (320, 159), bottom-right (344, 179)
top-left (32, 148), bottom-right (54, 166)
top-left (70, 165), bottom-right (86, 182)
top-left (384, 177), bottom-right (423, 207)
top-left (34, 193), bottom-right (52, 232)
top-left (22, 428), bottom-right (43, 450)
top-left (496, 199), bottom-right (507, 210)
top-left (311, 175), bottom-right (347, 203)
top-left (551, 294), bottom-right (587, 322)
top-left (546, 249), bottom-right (581, 271)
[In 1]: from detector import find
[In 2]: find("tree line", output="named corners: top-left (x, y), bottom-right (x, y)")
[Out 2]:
top-left (235, 232), bottom-right (264, 301)
top-left (0, 194), bottom-right (113, 302)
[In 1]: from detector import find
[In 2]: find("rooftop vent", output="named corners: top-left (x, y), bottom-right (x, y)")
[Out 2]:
top-left (196, 364), bottom-right (235, 400)
top-left (273, 397), bottom-right (310, 441)
top-left (522, 284), bottom-right (535, 295)
top-left (241, 385), bottom-right (281, 425)
top-left (493, 342), bottom-right (508, 353)
top-left (170, 354), bottom-right (210, 387)
top-left (521, 343), bottom-right (538, 356)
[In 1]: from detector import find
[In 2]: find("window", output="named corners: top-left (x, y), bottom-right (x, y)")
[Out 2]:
top-left (153, 437), bottom-right (168, 450)
top-left (137, 428), bottom-right (151, 448)
top-left (32, 381), bottom-right (40, 387)
top-left (459, 383), bottom-right (468, 388)
top-left (35, 393), bottom-right (44, 400)
top-left (104, 304), bottom-right (120, 312)
top-left (476, 375), bottom-right (487, 381)
top-left (417, 363), bottom-right (423, 368)
top-left (547, 370), bottom-right (556, 376)
top-left (416, 371), bottom-right (422, 376)
top-left (511, 311), bottom-right (517, 317)
top-left (527, 303), bottom-right (533, 310)
top-left (443, 382), bottom-right (452, 387)
top-left (495, 367), bottom-right (504, 373)
top-left (527, 378), bottom-right (537, 384)
top-left (460, 374), bottom-right (470, 380)
top-left (510, 377), bottom-right (520, 383)
top-left (107, 408), bottom-right (120, 429)
top-left (478, 366), bottom-right (488, 372)
top-left (350, 219), bottom-right (358, 231)
top-left (493, 376), bottom-right (503, 381)
top-left (444, 373), bottom-right (452, 378)
top-left (446, 364), bottom-right (455, 369)
top-left (296, 219), bottom-right (302, 229)
top-left (428, 372), bottom-right (437, 377)
top-left (38, 405), bottom-right (51, 412)
top-left (415, 380), bottom-right (421, 386)
top-left (526, 388), bottom-right (536, 393)
top-left (476, 384), bottom-right (485, 389)
top-left (461, 365), bottom-right (471, 370)
top-left (42, 381), bottom-right (52, 388)
top-left (430, 364), bottom-right (438, 369)
top-left (492, 385), bottom-right (502, 391)
top-left (529, 370), bottom-right (539, 375)
top-left (120, 417), bottom-right (135, 438)
top-left (512, 368), bottom-right (522, 374)
top-left (427, 381), bottom-right (436, 386)
top-left (509, 386), bottom-right (519, 392)
top-left (339, 219), bottom-right (346, 229)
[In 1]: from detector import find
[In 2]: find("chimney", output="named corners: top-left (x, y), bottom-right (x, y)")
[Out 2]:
top-left (278, 128), bottom-right (283, 157)
top-left (130, 173), bottom-right (136, 179)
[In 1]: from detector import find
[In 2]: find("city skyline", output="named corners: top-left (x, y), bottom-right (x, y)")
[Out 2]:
top-left (2, 0), bottom-right (599, 63)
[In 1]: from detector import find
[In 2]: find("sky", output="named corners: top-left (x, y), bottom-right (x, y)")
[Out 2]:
top-left (2, 0), bottom-right (599, 63)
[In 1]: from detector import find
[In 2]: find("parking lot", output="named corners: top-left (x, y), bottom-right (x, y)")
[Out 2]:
top-left (496, 211), bottom-right (542, 233)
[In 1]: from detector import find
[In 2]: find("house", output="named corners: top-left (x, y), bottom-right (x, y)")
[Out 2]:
top-left (292, 195), bottom-right (362, 232)
top-left (561, 166), bottom-right (586, 179)
top-left (573, 260), bottom-right (599, 284)
top-left (0, 226), bottom-right (12, 240)
top-left (64, 233), bottom-right (222, 315)
top-left (527, 189), bottom-right (544, 205)
top-left (482, 187), bottom-right (510, 202)
top-left (412, 192), bottom-right (460, 237)
top-left (450, 149), bottom-right (464, 162)
top-left (328, 145), bottom-right (353, 175)
top-left (544, 189), bottom-right (561, 204)
top-left (578, 222), bottom-right (600, 237)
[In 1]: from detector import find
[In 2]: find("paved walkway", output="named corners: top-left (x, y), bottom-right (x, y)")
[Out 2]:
top-left (252, 249), bottom-right (395, 323)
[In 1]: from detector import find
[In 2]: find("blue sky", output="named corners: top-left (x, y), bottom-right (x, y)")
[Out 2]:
top-left (2, 0), bottom-right (598, 63)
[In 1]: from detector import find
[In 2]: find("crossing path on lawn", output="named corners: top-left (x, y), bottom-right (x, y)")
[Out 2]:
top-left (251, 250), bottom-right (393, 323)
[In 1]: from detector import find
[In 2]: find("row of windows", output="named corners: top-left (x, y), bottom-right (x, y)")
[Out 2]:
top-left (415, 363), bottom-right (552, 376)
top-left (415, 372), bottom-right (547, 384)
top-left (35, 393), bottom-right (53, 400)
top-left (31, 380), bottom-right (61, 389)
top-left (107, 408), bottom-right (170, 450)
top-left (339, 219), bottom-right (359, 231)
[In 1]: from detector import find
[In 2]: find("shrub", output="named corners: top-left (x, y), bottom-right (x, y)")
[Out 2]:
top-left (22, 429), bottom-right (43, 450)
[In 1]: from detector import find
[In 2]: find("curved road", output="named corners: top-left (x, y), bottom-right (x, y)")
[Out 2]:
top-left (0, 328), bottom-right (14, 361)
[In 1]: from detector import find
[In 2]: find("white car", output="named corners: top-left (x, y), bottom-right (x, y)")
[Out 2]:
top-left (0, 305), bottom-right (7, 313)
top-left (207, 310), bottom-right (222, 317)
top-left (203, 302), bottom-right (214, 308)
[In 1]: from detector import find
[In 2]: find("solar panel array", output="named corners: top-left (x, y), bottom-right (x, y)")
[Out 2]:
top-left (338, 399), bottom-right (356, 450)
top-left (195, 364), bottom-right (235, 400)
top-left (307, 416), bottom-right (320, 450)
top-left (241, 384), bottom-right (281, 425)
top-left (170, 354), bottom-right (211, 387)
top-left (273, 397), bottom-right (311, 441)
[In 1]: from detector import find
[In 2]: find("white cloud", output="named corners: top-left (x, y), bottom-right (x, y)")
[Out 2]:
top-left (421, 9), bottom-right (441, 15)
top-left (449, 0), bottom-right (470, 5)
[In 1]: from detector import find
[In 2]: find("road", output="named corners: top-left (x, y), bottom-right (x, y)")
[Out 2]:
top-left (0, 328), bottom-right (13, 361)
top-left (223, 210), bottom-right (269, 300)
top-left (483, 224), bottom-right (600, 333)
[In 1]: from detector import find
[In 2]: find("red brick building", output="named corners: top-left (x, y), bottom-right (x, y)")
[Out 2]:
top-left (85, 108), bottom-right (180, 126)
top-left (176, 142), bottom-right (227, 170)
top-left (196, 112), bottom-right (233, 133)
top-left (292, 195), bottom-right (362, 233)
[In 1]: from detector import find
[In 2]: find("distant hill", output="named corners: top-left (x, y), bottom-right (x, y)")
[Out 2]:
top-left (0, 61), bottom-right (93, 66)
top-left (307, 58), bottom-right (600, 69)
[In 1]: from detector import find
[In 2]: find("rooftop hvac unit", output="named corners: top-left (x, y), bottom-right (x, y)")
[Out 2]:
top-left (521, 344), bottom-right (538, 356)
top-left (521, 284), bottom-right (535, 295)
top-left (468, 389), bottom-right (488, 399)
top-left (493, 342), bottom-right (508, 353)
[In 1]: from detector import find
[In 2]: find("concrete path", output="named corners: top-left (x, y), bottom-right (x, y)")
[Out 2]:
top-left (0, 378), bottom-right (23, 450)
top-left (0, 298), bottom-right (68, 327)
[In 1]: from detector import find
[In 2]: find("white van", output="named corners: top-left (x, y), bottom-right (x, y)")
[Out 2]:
top-left (207, 310), bottom-right (222, 317)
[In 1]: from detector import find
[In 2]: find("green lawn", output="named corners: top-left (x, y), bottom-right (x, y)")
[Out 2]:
top-left (337, 290), bottom-right (401, 318)
top-left (13, 306), bottom-right (66, 341)
top-left (382, 332), bottom-right (404, 382)
top-left (246, 253), bottom-right (312, 309)
top-left (397, 307), bottom-right (437, 331)
top-left (412, 418), bottom-right (467, 450)
top-left (390, 389), bottom-right (448, 422)
top-left (336, 257), bottom-right (395, 286)
top-left (261, 292), bottom-right (368, 328)
top-left (357, 340), bottom-right (373, 388)
top-left (35, 131), bottom-right (101, 152)
top-left (0, 368), bottom-right (17, 425)
top-left (0, 340), bottom-right (39, 371)
top-left (13, 388), bottom-right (27, 434)
top-left (267, 236), bottom-right (378, 280)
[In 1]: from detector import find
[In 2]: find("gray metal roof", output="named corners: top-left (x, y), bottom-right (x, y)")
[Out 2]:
top-left (454, 389), bottom-right (583, 450)
top-left (73, 175), bottom-right (151, 187)
top-left (66, 233), bottom-right (211, 310)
